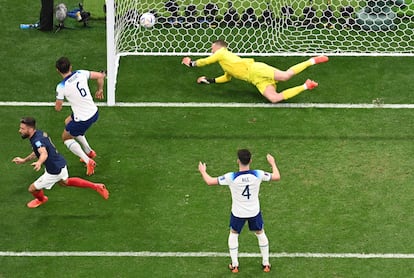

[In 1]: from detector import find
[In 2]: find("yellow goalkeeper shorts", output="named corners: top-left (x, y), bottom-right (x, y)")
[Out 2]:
top-left (248, 62), bottom-right (278, 94)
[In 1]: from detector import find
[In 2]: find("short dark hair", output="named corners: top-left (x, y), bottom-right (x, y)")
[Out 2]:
top-left (56, 57), bottom-right (71, 74)
top-left (213, 39), bottom-right (228, 48)
top-left (20, 117), bottom-right (36, 128)
top-left (237, 149), bottom-right (251, 165)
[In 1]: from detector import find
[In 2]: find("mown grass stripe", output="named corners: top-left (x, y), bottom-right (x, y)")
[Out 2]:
top-left (2, 251), bottom-right (414, 259)
top-left (0, 102), bottom-right (413, 109)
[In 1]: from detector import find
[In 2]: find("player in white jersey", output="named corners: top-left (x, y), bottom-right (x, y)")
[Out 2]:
top-left (198, 149), bottom-right (281, 273)
top-left (55, 57), bottom-right (106, 176)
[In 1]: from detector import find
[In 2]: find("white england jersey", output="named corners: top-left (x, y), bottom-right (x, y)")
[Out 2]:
top-left (56, 70), bottom-right (98, 122)
top-left (218, 170), bottom-right (272, 218)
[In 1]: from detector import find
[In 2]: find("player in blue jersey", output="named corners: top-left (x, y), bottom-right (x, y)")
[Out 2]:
top-left (55, 57), bottom-right (106, 176)
top-left (12, 117), bottom-right (109, 208)
top-left (198, 149), bottom-right (281, 273)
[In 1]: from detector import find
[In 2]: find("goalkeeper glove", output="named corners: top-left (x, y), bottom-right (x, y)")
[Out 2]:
top-left (197, 76), bottom-right (215, 84)
top-left (182, 57), bottom-right (196, 67)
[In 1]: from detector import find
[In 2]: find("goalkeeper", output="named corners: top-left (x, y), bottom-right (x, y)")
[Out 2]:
top-left (182, 40), bottom-right (329, 103)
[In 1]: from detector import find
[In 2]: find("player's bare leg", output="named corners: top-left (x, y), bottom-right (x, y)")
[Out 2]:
top-left (64, 115), bottom-right (72, 125)
top-left (262, 85), bottom-right (285, 103)
top-left (62, 130), bottom-right (96, 175)
top-left (62, 130), bottom-right (89, 162)
top-left (274, 69), bottom-right (295, 82)
top-left (274, 55), bottom-right (329, 82)
top-left (265, 55), bottom-right (327, 103)
top-left (63, 119), bottom-right (96, 159)
top-left (263, 81), bottom-right (318, 103)
top-left (76, 135), bottom-right (96, 163)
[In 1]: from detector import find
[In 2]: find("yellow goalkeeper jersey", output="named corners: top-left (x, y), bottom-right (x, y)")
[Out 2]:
top-left (195, 47), bottom-right (255, 83)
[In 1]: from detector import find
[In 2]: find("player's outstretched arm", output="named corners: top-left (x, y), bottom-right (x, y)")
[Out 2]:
top-left (266, 154), bottom-right (281, 181)
top-left (12, 157), bottom-right (26, 164)
top-left (12, 152), bottom-right (37, 164)
top-left (198, 161), bottom-right (218, 186)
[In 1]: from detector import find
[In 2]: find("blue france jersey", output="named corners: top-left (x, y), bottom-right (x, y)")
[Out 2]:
top-left (30, 130), bottom-right (66, 174)
top-left (218, 170), bottom-right (272, 218)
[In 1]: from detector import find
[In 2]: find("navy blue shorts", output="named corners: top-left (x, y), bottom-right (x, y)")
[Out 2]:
top-left (65, 111), bottom-right (99, 136)
top-left (229, 211), bottom-right (264, 234)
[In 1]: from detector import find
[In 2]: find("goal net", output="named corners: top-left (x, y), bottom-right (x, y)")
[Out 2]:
top-left (106, 0), bottom-right (414, 105)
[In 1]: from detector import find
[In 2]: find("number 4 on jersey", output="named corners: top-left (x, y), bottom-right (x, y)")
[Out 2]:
top-left (242, 185), bottom-right (251, 199)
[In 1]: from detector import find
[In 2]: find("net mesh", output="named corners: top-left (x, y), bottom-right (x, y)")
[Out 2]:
top-left (113, 0), bottom-right (414, 56)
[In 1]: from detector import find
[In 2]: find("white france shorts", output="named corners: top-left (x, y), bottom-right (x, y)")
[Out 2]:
top-left (33, 166), bottom-right (69, 190)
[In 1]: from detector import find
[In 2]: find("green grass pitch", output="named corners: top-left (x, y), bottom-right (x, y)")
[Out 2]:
top-left (1, 0), bottom-right (414, 277)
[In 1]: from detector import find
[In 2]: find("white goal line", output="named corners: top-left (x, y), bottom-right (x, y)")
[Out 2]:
top-left (1, 101), bottom-right (414, 109)
top-left (1, 251), bottom-right (414, 259)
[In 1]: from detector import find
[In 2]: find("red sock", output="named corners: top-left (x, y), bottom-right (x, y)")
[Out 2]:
top-left (32, 190), bottom-right (45, 201)
top-left (67, 177), bottom-right (97, 190)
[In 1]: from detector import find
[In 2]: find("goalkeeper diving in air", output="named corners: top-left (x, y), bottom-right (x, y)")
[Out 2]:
top-left (182, 40), bottom-right (329, 103)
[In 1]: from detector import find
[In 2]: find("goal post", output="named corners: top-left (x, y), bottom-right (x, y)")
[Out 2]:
top-left (106, 0), bottom-right (117, 106)
top-left (106, 0), bottom-right (414, 105)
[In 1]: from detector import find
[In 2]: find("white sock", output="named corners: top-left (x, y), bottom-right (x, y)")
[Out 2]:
top-left (76, 135), bottom-right (92, 154)
top-left (256, 232), bottom-right (270, 266)
top-left (64, 139), bottom-right (89, 163)
top-left (228, 232), bottom-right (239, 267)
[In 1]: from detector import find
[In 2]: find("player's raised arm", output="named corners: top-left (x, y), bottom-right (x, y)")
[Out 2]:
top-left (198, 161), bottom-right (219, 186)
top-left (266, 154), bottom-right (281, 181)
